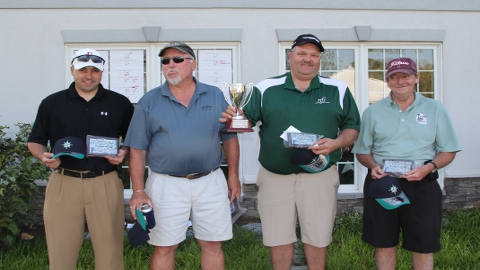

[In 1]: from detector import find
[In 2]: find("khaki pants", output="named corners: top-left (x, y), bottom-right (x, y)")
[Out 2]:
top-left (44, 171), bottom-right (125, 270)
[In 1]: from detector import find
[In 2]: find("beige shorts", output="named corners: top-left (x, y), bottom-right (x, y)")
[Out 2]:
top-left (257, 166), bottom-right (339, 248)
top-left (145, 168), bottom-right (232, 246)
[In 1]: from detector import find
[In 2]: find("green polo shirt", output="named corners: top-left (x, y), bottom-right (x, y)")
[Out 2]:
top-left (243, 72), bottom-right (360, 175)
top-left (352, 92), bottom-right (461, 165)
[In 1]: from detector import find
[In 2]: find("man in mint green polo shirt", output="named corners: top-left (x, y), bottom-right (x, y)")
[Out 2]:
top-left (352, 57), bottom-right (461, 270)
top-left (223, 34), bottom-right (360, 269)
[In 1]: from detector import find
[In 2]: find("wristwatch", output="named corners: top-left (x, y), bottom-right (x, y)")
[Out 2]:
top-left (428, 161), bottom-right (438, 173)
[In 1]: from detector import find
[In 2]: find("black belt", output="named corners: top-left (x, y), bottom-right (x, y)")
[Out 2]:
top-left (54, 167), bottom-right (117, 179)
top-left (168, 167), bottom-right (219, 180)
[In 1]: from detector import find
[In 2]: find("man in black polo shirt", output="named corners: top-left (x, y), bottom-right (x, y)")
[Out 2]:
top-left (28, 48), bottom-right (134, 270)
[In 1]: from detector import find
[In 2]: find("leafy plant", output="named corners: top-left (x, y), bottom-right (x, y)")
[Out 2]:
top-left (0, 123), bottom-right (50, 247)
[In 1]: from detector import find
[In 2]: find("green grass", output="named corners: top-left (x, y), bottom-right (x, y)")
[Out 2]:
top-left (0, 209), bottom-right (479, 269)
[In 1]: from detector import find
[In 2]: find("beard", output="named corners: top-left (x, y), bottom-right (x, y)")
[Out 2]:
top-left (166, 76), bottom-right (182, 85)
top-left (165, 69), bottom-right (183, 85)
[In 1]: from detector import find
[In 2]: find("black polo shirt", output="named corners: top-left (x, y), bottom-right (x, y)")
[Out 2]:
top-left (28, 82), bottom-right (134, 172)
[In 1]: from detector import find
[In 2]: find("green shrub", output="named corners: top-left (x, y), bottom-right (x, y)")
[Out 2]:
top-left (0, 123), bottom-right (50, 247)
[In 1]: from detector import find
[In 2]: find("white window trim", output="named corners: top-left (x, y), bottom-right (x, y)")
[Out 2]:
top-left (66, 43), bottom-right (241, 197)
top-left (279, 42), bottom-right (444, 193)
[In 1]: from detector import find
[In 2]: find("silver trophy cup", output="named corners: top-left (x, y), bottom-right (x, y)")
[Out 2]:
top-left (222, 83), bottom-right (254, 132)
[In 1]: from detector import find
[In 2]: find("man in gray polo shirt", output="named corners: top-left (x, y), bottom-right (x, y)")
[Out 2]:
top-left (125, 41), bottom-right (240, 270)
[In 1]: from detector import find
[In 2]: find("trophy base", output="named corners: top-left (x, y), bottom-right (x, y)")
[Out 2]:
top-left (223, 119), bottom-right (254, 133)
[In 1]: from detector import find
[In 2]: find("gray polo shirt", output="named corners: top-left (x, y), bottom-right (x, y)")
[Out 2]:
top-left (352, 92), bottom-right (461, 165)
top-left (124, 79), bottom-right (236, 175)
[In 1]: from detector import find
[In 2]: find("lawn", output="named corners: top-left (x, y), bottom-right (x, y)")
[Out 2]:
top-left (0, 209), bottom-right (479, 269)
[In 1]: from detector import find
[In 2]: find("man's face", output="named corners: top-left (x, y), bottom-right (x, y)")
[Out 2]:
top-left (161, 48), bottom-right (196, 86)
top-left (289, 43), bottom-right (321, 80)
top-left (386, 73), bottom-right (419, 95)
top-left (70, 66), bottom-right (102, 94)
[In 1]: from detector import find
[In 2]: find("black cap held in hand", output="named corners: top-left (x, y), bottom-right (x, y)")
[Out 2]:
top-left (127, 222), bottom-right (150, 247)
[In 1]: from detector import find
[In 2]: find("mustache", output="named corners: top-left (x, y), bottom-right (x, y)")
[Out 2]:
top-left (301, 60), bottom-right (315, 65)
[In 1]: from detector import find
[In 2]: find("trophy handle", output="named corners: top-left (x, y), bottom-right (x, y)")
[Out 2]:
top-left (239, 83), bottom-right (254, 109)
top-left (221, 82), bottom-right (234, 107)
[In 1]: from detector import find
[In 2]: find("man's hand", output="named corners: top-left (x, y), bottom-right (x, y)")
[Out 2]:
top-left (220, 105), bottom-right (242, 122)
top-left (370, 165), bottom-right (388, 179)
top-left (42, 152), bottom-right (61, 169)
top-left (227, 176), bottom-right (241, 204)
top-left (309, 138), bottom-right (340, 156)
top-left (400, 165), bottom-right (431, 181)
top-left (309, 129), bottom-right (358, 156)
top-left (129, 191), bottom-right (153, 220)
top-left (105, 148), bottom-right (127, 165)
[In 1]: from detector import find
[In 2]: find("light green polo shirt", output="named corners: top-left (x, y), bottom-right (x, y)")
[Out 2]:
top-left (352, 92), bottom-right (461, 165)
top-left (243, 72), bottom-right (361, 175)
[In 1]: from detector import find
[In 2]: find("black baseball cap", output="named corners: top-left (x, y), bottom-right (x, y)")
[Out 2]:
top-left (52, 136), bottom-right (86, 159)
top-left (368, 176), bottom-right (410, 210)
top-left (291, 34), bottom-right (325, 52)
top-left (158, 41), bottom-right (196, 60)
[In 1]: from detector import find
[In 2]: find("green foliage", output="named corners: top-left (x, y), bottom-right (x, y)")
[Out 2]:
top-left (294, 210), bottom-right (480, 269)
top-left (0, 210), bottom-right (479, 269)
top-left (0, 123), bottom-right (50, 247)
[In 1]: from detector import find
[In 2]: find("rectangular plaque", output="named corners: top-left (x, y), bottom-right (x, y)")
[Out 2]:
top-left (230, 197), bottom-right (241, 217)
top-left (86, 135), bottom-right (119, 157)
top-left (286, 132), bottom-right (323, 148)
top-left (382, 159), bottom-right (414, 177)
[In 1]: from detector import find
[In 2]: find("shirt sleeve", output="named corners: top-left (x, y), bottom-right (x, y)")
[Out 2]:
top-left (123, 104), bottom-right (151, 150)
top-left (351, 107), bottom-right (374, 154)
top-left (435, 104), bottom-right (462, 153)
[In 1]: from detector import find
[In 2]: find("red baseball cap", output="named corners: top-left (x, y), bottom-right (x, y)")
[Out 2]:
top-left (386, 57), bottom-right (418, 78)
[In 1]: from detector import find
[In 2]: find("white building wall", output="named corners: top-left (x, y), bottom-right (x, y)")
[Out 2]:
top-left (1, 1), bottom-right (479, 181)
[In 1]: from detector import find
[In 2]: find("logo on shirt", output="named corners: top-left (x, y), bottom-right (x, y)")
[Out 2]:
top-left (202, 105), bottom-right (212, 110)
top-left (416, 113), bottom-right (427, 125)
top-left (315, 97), bottom-right (330, 105)
top-left (101, 112), bottom-right (108, 116)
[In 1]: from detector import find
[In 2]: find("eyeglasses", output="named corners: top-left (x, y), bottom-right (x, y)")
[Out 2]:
top-left (71, 54), bottom-right (105, 65)
top-left (161, 56), bottom-right (194, 65)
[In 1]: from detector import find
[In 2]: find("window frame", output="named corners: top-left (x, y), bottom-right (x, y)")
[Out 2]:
top-left (66, 42), bottom-right (241, 197)
top-left (279, 42), bottom-right (443, 192)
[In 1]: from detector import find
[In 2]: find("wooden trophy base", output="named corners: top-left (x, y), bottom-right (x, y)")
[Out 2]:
top-left (223, 119), bottom-right (254, 133)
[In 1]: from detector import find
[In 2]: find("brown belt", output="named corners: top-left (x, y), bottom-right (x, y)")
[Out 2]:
top-left (168, 167), bottom-right (219, 180)
top-left (54, 167), bottom-right (116, 179)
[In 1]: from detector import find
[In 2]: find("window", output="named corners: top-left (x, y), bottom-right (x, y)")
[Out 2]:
top-left (280, 43), bottom-right (441, 191)
top-left (67, 43), bottom-right (240, 195)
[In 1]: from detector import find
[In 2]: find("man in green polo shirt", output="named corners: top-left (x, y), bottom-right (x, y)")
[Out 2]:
top-left (222, 34), bottom-right (360, 269)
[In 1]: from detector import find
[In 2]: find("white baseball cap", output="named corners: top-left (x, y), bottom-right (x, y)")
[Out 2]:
top-left (71, 48), bottom-right (105, 71)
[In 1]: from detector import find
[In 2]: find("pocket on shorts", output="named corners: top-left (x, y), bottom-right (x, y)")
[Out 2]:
top-left (256, 167), bottom-right (266, 187)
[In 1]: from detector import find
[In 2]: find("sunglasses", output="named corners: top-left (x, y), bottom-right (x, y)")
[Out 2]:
top-left (71, 54), bottom-right (105, 64)
top-left (161, 56), bottom-right (194, 65)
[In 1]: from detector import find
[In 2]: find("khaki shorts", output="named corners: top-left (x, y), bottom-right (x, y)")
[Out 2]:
top-left (257, 166), bottom-right (339, 248)
top-left (146, 168), bottom-right (232, 246)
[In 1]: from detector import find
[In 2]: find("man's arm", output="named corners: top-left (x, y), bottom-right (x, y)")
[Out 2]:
top-left (356, 153), bottom-right (387, 179)
top-left (402, 152), bottom-right (457, 181)
top-left (310, 128), bottom-right (359, 156)
top-left (27, 142), bottom-right (60, 169)
top-left (128, 147), bottom-right (152, 219)
top-left (222, 137), bottom-right (241, 203)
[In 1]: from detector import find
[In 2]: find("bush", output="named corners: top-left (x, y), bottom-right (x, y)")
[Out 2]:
top-left (0, 123), bottom-right (50, 247)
